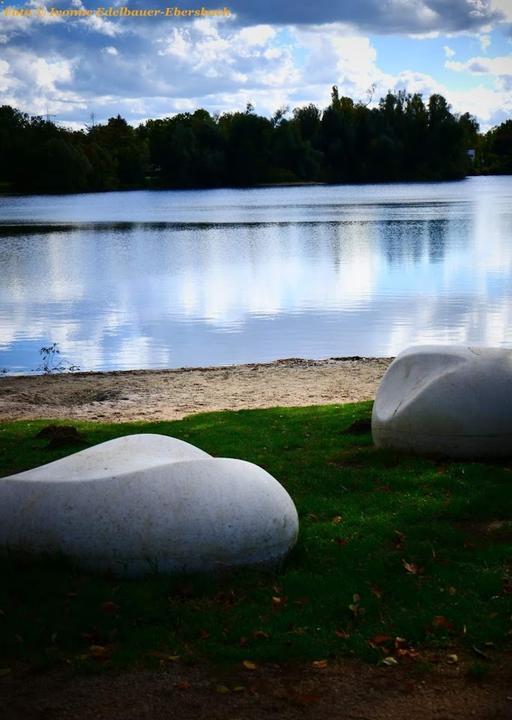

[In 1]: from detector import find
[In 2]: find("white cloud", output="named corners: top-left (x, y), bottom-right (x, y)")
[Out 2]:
top-left (479, 33), bottom-right (491, 50)
top-left (1, 9), bottom-right (510, 133)
top-left (156, 20), bottom-right (299, 93)
top-left (449, 84), bottom-right (512, 126)
top-left (79, 12), bottom-right (123, 37)
top-left (290, 25), bottom-right (385, 103)
top-left (446, 53), bottom-right (512, 94)
top-left (0, 60), bottom-right (12, 92)
top-left (490, 0), bottom-right (512, 22)
top-left (237, 24), bottom-right (276, 46)
top-left (446, 54), bottom-right (512, 75)
top-left (1, 47), bottom-right (87, 118)
top-left (158, 28), bottom-right (192, 59)
top-left (31, 56), bottom-right (74, 91)
top-left (392, 69), bottom-right (445, 97)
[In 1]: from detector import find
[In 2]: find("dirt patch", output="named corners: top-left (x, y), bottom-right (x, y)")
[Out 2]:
top-left (1, 657), bottom-right (511, 720)
top-left (35, 425), bottom-right (88, 450)
top-left (0, 357), bottom-right (392, 423)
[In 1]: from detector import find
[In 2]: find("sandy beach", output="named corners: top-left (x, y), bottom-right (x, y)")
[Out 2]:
top-left (0, 357), bottom-right (392, 422)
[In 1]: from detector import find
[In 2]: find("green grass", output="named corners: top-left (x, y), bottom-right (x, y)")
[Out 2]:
top-left (1, 402), bottom-right (511, 673)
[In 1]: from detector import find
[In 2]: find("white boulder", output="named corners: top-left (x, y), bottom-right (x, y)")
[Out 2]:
top-left (372, 345), bottom-right (512, 459)
top-left (0, 434), bottom-right (299, 576)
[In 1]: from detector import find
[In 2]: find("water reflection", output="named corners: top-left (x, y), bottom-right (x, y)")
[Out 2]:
top-left (0, 177), bottom-right (511, 373)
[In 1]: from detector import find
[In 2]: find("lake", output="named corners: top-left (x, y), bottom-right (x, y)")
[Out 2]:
top-left (1, 176), bottom-right (511, 374)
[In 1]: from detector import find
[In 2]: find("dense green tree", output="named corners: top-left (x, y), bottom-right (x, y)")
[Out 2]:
top-left (89, 115), bottom-right (148, 186)
top-left (219, 108), bottom-right (273, 185)
top-left (0, 106), bottom-right (29, 188)
top-left (32, 137), bottom-right (91, 193)
top-left (0, 90), bottom-right (508, 194)
top-left (481, 119), bottom-right (512, 174)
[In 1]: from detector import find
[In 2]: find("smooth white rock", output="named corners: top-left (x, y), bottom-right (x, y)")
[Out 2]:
top-left (8, 434), bottom-right (211, 483)
top-left (372, 345), bottom-right (512, 459)
top-left (0, 434), bottom-right (298, 576)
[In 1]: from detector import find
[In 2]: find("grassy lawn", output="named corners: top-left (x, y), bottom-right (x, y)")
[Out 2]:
top-left (1, 402), bottom-right (511, 674)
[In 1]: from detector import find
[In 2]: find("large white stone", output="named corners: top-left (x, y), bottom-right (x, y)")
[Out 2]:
top-left (0, 434), bottom-right (299, 576)
top-left (372, 345), bottom-right (512, 459)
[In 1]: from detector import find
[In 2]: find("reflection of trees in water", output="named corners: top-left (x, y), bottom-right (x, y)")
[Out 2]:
top-left (2, 189), bottom-right (511, 372)
top-left (379, 220), bottom-right (425, 265)
top-left (377, 217), bottom-right (470, 266)
top-left (427, 219), bottom-right (449, 264)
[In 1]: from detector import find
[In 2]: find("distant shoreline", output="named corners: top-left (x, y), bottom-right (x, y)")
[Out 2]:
top-left (2, 174), bottom-right (499, 199)
top-left (0, 356), bottom-right (393, 423)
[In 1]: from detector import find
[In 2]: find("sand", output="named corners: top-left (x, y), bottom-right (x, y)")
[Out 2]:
top-left (0, 357), bottom-right (392, 422)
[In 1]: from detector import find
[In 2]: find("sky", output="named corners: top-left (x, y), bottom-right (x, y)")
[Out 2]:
top-left (0, 0), bottom-right (511, 131)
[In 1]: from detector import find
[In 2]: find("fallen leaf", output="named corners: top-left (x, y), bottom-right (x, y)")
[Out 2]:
top-left (253, 630), bottom-right (270, 640)
top-left (446, 654), bottom-right (458, 664)
top-left (369, 634), bottom-right (392, 648)
top-left (176, 681), bottom-right (190, 690)
top-left (396, 648), bottom-right (420, 659)
top-left (233, 686), bottom-right (245, 692)
top-left (402, 559), bottom-right (422, 575)
top-left (395, 636), bottom-right (407, 647)
top-left (243, 660), bottom-right (257, 670)
top-left (311, 659), bottom-right (328, 669)
top-left (332, 516), bottom-right (343, 525)
top-left (0, 668), bottom-right (11, 677)
top-left (335, 538), bottom-right (348, 546)
top-left (382, 656), bottom-right (398, 666)
top-left (432, 615), bottom-right (453, 630)
top-left (215, 684), bottom-right (230, 694)
top-left (335, 629), bottom-right (350, 639)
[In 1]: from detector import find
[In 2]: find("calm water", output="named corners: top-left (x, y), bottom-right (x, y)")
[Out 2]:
top-left (1, 176), bottom-right (511, 374)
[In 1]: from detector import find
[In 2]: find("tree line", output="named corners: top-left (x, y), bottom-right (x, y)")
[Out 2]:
top-left (0, 87), bottom-right (510, 194)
